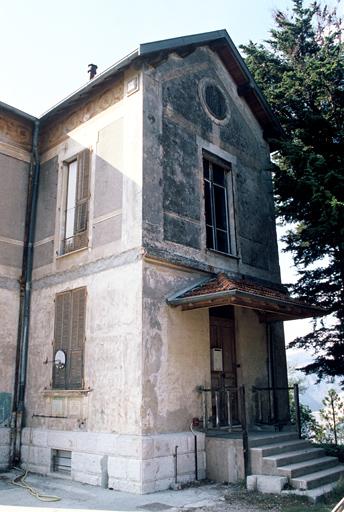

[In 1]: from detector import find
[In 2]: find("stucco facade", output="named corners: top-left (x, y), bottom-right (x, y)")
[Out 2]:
top-left (0, 31), bottom-right (303, 492)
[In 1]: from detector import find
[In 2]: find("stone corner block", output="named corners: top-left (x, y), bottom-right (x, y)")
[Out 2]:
top-left (246, 474), bottom-right (257, 491)
top-left (256, 475), bottom-right (288, 494)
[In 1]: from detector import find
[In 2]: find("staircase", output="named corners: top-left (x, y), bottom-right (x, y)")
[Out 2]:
top-left (249, 431), bottom-right (344, 501)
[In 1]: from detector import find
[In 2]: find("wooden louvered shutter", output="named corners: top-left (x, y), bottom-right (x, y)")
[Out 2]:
top-left (53, 292), bottom-right (72, 389)
top-left (52, 287), bottom-right (86, 390)
top-left (68, 287), bottom-right (86, 389)
top-left (75, 149), bottom-right (90, 234)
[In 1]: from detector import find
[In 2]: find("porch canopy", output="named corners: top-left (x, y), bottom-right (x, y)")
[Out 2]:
top-left (167, 273), bottom-right (325, 322)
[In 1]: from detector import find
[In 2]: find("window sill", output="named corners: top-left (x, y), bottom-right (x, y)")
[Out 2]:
top-left (56, 246), bottom-right (89, 259)
top-left (207, 248), bottom-right (240, 260)
top-left (42, 389), bottom-right (92, 398)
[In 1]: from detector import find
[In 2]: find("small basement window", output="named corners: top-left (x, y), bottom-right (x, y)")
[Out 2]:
top-left (52, 449), bottom-right (72, 475)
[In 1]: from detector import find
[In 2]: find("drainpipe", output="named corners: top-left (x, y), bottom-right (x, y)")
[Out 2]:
top-left (10, 119), bottom-right (40, 466)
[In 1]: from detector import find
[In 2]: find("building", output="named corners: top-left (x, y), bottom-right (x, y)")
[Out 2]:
top-left (0, 30), bottom-right (342, 495)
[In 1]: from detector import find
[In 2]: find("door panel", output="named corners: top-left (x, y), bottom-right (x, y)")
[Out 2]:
top-left (209, 313), bottom-right (238, 426)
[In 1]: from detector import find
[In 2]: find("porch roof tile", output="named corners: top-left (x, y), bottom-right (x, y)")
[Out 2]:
top-left (167, 273), bottom-right (326, 321)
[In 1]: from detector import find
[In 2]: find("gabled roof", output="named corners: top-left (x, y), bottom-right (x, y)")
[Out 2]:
top-left (168, 273), bottom-right (325, 322)
top-left (1, 30), bottom-right (283, 144)
top-left (140, 30), bottom-right (283, 140)
top-left (40, 30), bottom-right (282, 142)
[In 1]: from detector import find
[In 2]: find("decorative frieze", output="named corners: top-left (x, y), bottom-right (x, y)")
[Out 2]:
top-left (0, 113), bottom-right (32, 151)
top-left (40, 78), bottom-right (124, 152)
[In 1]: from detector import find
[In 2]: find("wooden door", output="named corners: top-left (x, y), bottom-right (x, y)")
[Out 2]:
top-left (209, 307), bottom-right (238, 426)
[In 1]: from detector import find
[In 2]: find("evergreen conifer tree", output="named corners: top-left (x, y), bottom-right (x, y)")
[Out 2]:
top-left (241, 1), bottom-right (344, 384)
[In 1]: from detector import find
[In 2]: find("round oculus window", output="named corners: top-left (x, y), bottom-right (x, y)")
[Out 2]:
top-left (204, 84), bottom-right (227, 120)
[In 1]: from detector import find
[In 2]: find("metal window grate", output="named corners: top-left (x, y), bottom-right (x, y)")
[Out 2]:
top-left (52, 449), bottom-right (71, 475)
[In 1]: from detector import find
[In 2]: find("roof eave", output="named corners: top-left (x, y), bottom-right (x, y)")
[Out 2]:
top-left (40, 49), bottom-right (140, 123)
top-left (168, 288), bottom-right (326, 320)
top-left (0, 100), bottom-right (37, 123)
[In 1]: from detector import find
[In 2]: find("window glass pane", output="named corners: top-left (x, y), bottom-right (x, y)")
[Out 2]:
top-left (204, 181), bottom-right (213, 226)
top-left (206, 225), bottom-right (215, 249)
top-left (216, 229), bottom-right (229, 254)
top-left (212, 164), bottom-right (226, 186)
top-left (65, 160), bottom-right (77, 239)
top-left (204, 85), bottom-right (227, 120)
top-left (203, 159), bottom-right (210, 180)
top-left (214, 185), bottom-right (228, 231)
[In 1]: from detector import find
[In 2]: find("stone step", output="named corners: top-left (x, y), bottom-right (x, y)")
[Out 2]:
top-left (250, 439), bottom-right (310, 457)
top-left (290, 464), bottom-right (344, 490)
top-left (248, 432), bottom-right (299, 448)
top-left (277, 456), bottom-right (338, 478)
top-left (282, 480), bottom-right (339, 503)
top-left (263, 447), bottom-right (325, 470)
top-left (260, 447), bottom-right (325, 475)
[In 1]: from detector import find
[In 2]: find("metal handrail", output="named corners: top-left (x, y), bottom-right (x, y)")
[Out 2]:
top-left (197, 385), bottom-right (239, 430)
top-left (197, 384), bottom-right (249, 476)
top-left (252, 384), bottom-right (301, 438)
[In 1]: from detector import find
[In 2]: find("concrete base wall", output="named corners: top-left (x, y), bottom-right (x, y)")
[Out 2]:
top-left (21, 428), bottom-right (205, 493)
top-left (206, 437), bottom-right (244, 483)
top-left (0, 428), bottom-right (10, 471)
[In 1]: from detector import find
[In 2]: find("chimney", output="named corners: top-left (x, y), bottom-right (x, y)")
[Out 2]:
top-left (88, 64), bottom-right (98, 80)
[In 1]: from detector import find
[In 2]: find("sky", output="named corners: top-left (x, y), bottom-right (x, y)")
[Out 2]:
top-left (0, 0), bottom-right (294, 116)
top-left (1, 0), bottom-right (341, 399)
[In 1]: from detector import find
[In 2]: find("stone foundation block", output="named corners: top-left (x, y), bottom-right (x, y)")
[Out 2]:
top-left (72, 471), bottom-right (104, 487)
top-left (21, 445), bottom-right (51, 468)
top-left (0, 428), bottom-right (10, 445)
top-left (141, 478), bottom-right (174, 494)
top-left (246, 475), bottom-right (257, 491)
top-left (31, 429), bottom-right (48, 447)
top-left (72, 452), bottom-right (106, 474)
top-left (142, 456), bottom-right (173, 481)
top-left (114, 435), bottom-right (142, 458)
top-left (75, 433), bottom-right (98, 452)
top-left (206, 437), bottom-right (244, 483)
top-left (256, 475), bottom-right (288, 494)
top-left (141, 437), bottom-right (154, 460)
top-left (0, 445), bottom-right (10, 460)
top-left (108, 456), bottom-right (141, 482)
top-left (153, 433), bottom-right (195, 457)
top-left (22, 462), bottom-right (50, 475)
top-left (177, 453), bottom-right (195, 474)
top-left (47, 430), bottom-right (78, 450)
top-left (95, 433), bottom-right (116, 455)
top-left (187, 433), bottom-right (205, 452)
top-left (108, 477), bottom-right (142, 494)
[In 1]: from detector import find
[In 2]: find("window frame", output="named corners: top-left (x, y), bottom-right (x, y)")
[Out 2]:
top-left (61, 150), bottom-right (90, 255)
top-left (203, 151), bottom-right (236, 257)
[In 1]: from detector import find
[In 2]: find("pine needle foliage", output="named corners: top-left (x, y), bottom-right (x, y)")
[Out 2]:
top-left (241, 1), bottom-right (344, 384)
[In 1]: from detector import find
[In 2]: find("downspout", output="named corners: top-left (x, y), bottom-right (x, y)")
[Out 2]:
top-left (10, 119), bottom-right (40, 466)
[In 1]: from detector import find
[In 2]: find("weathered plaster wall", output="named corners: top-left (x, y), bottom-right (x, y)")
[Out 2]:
top-left (142, 261), bottom-right (210, 434)
top-left (33, 156), bottom-right (58, 269)
top-left (25, 260), bottom-right (143, 435)
top-left (0, 110), bottom-right (32, 469)
top-left (0, 153), bottom-right (29, 272)
top-left (33, 67), bottom-right (142, 279)
top-left (142, 46), bottom-right (280, 284)
top-left (25, 67), bottom-right (144, 440)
